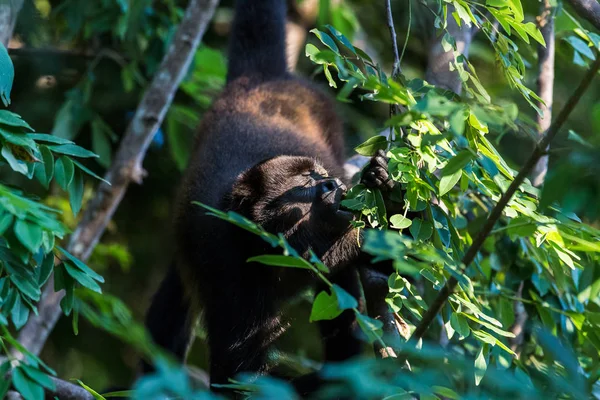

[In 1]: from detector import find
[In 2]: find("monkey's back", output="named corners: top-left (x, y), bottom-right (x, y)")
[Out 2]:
top-left (173, 76), bottom-right (345, 302)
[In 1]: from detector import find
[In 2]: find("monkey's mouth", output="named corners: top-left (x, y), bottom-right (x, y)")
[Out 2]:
top-left (335, 208), bottom-right (354, 220)
top-left (331, 188), bottom-right (354, 220)
top-left (318, 179), bottom-right (354, 221)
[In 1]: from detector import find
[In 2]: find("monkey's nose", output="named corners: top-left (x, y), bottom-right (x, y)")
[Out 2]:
top-left (319, 178), bottom-right (346, 195)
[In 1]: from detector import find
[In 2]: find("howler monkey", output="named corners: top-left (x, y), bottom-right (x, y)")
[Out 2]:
top-left (143, 0), bottom-right (390, 392)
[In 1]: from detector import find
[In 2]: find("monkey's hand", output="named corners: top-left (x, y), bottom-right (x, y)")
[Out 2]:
top-left (360, 149), bottom-right (395, 192)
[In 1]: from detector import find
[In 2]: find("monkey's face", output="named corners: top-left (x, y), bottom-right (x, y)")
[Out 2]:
top-left (230, 156), bottom-right (354, 237)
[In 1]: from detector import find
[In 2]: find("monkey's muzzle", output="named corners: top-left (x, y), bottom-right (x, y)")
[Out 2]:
top-left (318, 178), bottom-right (353, 220)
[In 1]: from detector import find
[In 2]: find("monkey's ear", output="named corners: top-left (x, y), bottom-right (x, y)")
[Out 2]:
top-left (231, 169), bottom-right (257, 199)
top-left (230, 167), bottom-right (263, 216)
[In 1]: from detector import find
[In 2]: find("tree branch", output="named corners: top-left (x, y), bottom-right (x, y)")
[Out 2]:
top-left (0, 0), bottom-right (24, 47)
top-left (531, 0), bottom-right (555, 187)
top-left (509, 0), bottom-right (557, 350)
top-left (5, 370), bottom-right (94, 400)
top-left (425, 5), bottom-right (475, 95)
top-left (411, 52), bottom-right (600, 342)
top-left (12, 0), bottom-right (219, 359)
top-left (385, 0), bottom-right (402, 79)
top-left (566, 0), bottom-right (600, 31)
top-left (44, 377), bottom-right (94, 400)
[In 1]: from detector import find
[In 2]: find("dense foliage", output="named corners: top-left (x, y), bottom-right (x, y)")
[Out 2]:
top-left (1, 0), bottom-right (600, 399)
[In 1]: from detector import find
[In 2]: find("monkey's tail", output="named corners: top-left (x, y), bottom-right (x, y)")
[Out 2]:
top-left (141, 262), bottom-right (195, 373)
top-left (226, 0), bottom-right (288, 83)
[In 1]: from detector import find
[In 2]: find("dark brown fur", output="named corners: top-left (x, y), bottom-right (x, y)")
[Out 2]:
top-left (143, 0), bottom-right (369, 393)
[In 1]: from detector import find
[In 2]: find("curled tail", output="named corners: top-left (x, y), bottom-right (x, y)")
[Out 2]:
top-left (227, 0), bottom-right (288, 82)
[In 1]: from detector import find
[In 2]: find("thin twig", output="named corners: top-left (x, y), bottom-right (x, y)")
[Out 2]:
top-left (566, 0), bottom-right (600, 31)
top-left (12, 0), bottom-right (220, 359)
top-left (385, 0), bottom-right (402, 79)
top-left (411, 52), bottom-right (600, 342)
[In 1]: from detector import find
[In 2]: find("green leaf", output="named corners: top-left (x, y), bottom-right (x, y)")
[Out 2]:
top-left (0, 42), bottom-right (14, 106)
top-left (247, 255), bottom-right (310, 269)
top-left (310, 290), bottom-right (343, 322)
top-left (355, 136), bottom-right (388, 156)
top-left (410, 218), bottom-right (433, 241)
top-left (8, 272), bottom-right (41, 302)
top-left (439, 170), bottom-right (462, 196)
top-left (0, 212), bottom-right (13, 235)
top-left (39, 253), bottom-right (54, 286)
top-left (64, 262), bottom-right (102, 293)
top-left (0, 363), bottom-right (10, 398)
top-left (390, 214), bottom-right (412, 229)
top-left (326, 25), bottom-right (356, 54)
top-left (14, 219), bottom-right (43, 253)
top-left (310, 29), bottom-right (340, 54)
top-left (566, 36), bottom-right (595, 60)
top-left (355, 313), bottom-right (383, 343)
top-left (72, 160), bottom-right (110, 185)
top-left (332, 284), bottom-right (358, 309)
top-left (57, 247), bottom-right (104, 283)
top-left (12, 367), bottom-right (44, 400)
top-left (1, 145), bottom-right (29, 175)
top-left (68, 169), bottom-right (84, 215)
top-left (451, 313), bottom-right (470, 339)
top-left (523, 22), bottom-right (545, 46)
top-left (0, 110), bottom-right (34, 131)
top-left (474, 345), bottom-right (489, 385)
top-left (440, 150), bottom-right (475, 177)
top-left (11, 293), bottom-right (30, 329)
top-left (323, 65), bottom-right (337, 88)
top-left (21, 365), bottom-right (56, 391)
top-left (506, 217), bottom-right (537, 238)
top-left (0, 126), bottom-right (37, 149)
top-left (35, 145), bottom-right (54, 188)
top-left (48, 144), bottom-right (98, 158)
top-left (60, 272), bottom-right (75, 315)
top-left (25, 134), bottom-right (74, 144)
top-left (55, 156), bottom-right (74, 190)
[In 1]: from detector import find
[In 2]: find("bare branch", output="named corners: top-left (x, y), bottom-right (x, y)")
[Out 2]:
top-left (510, 283), bottom-right (528, 354)
top-left (411, 52), bottom-right (600, 342)
top-left (566, 0), bottom-right (600, 31)
top-left (45, 377), bottom-right (95, 400)
top-left (385, 0), bottom-right (402, 78)
top-left (0, 0), bottom-right (24, 47)
top-left (425, 5), bottom-right (475, 95)
top-left (12, 0), bottom-right (219, 359)
top-left (531, 0), bottom-right (556, 187)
